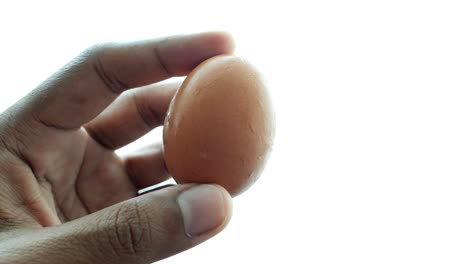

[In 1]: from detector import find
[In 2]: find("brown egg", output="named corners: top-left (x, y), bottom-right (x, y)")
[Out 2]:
top-left (163, 55), bottom-right (274, 196)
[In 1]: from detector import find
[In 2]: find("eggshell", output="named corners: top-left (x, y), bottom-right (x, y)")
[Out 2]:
top-left (163, 55), bottom-right (274, 196)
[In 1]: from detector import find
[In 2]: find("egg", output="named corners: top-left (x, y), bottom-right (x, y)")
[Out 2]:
top-left (163, 55), bottom-right (274, 196)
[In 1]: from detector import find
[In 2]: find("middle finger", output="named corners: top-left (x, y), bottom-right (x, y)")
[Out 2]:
top-left (85, 81), bottom-right (179, 150)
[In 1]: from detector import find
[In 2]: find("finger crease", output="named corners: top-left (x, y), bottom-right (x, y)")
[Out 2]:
top-left (93, 58), bottom-right (127, 95)
top-left (153, 46), bottom-right (172, 77)
top-left (132, 91), bottom-right (163, 129)
top-left (32, 114), bottom-right (75, 131)
top-left (124, 158), bottom-right (140, 189)
top-left (74, 138), bottom-right (92, 216)
top-left (85, 126), bottom-right (116, 150)
top-left (74, 180), bottom-right (91, 216)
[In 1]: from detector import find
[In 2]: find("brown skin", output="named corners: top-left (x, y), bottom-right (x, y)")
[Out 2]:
top-left (0, 32), bottom-right (234, 263)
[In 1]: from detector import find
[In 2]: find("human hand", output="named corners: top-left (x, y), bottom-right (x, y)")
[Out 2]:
top-left (0, 32), bottom-right (234, 263)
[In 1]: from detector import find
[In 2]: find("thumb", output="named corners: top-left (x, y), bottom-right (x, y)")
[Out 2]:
top-left (24, 184), bottom-right (231, 264)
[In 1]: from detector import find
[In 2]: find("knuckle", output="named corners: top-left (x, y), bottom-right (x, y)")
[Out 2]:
top-left (148, 198), bottom-right (185, 256)
top-left (83, 42), bottom-right (112, 59)
top-left (101, 197), bottom-right (185, 260)
top-left (83, 42), bottom-right (129, 94)
top-left (105, 200), bottom-right (152, 257)
top-left (61, 195), bottom-right (186, 262)
top-left (154, 199), bottom-right (181, 236)
top-left (131, 90), bottom-right (164, 129)
top-left (72, 43), bottom-right (109, 69)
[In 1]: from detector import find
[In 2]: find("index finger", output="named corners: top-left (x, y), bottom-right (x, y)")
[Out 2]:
top-left (18, 31), bottom-right (234, 130)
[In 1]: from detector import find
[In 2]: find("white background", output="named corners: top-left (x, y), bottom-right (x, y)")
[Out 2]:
top-left (1, 1), bottom-right (468, 263)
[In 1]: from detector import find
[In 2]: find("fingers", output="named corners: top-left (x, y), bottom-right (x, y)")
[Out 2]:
top-left (0, 184), bottom-right (232, 264)
top-left (123, 143), bottom-right (170, 190)
top-left (17, 31), bottom-right (234, 130)
top-left (69, 139), bottom-right (171, 219)
top-left (85, 81), bottom-right (179, 150)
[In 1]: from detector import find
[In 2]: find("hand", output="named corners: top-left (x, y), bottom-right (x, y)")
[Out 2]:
top-left (0, 32), bottom-right (234, 263)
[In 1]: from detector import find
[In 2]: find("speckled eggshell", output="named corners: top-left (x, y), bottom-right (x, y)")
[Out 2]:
top-left (163, 55), bottom-right (274, 196)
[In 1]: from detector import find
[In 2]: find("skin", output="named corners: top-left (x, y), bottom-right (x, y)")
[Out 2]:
top-left (0, 32), bottom-right (234, 263)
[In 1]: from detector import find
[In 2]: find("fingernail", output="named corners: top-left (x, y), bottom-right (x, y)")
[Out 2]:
top-left (177, 184), bottom-right (227, 237)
